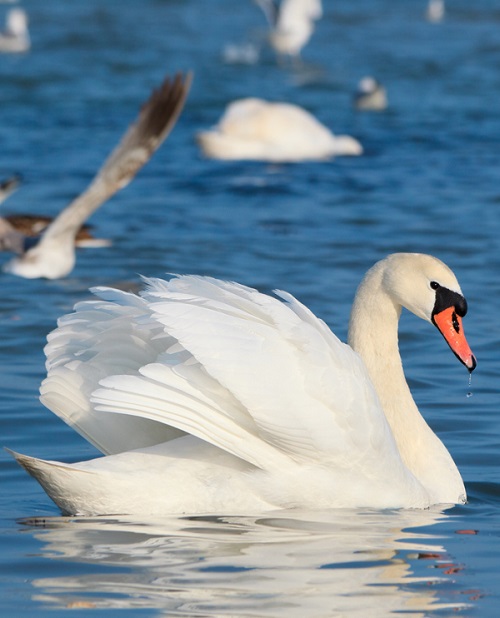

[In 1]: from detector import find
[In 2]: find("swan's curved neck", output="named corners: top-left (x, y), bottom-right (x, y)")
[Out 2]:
top-left (348, 264), bottom-right (406, 430)
top-left (347, 262), bottom-right (465, 504)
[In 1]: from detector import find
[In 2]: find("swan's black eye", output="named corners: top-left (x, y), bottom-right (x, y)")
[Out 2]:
top-left (430, 281), bottom-right (440, 290)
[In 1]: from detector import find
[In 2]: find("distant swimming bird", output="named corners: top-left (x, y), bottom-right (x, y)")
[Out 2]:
top-left (354, 77), bottom-right (388, 112)
top-left (0, 8), bottom-right (30, 53)
top-left (222, 42), bottom-right (260, 65)
top-left (9, 253), bottom-right (475, 515)
top-left (426, 0), bottom-right (444, 23)
top-left (254, 0), bottom-right (323, 61)
top-left (0, 174), bottom-right (21, 204)
top-left (1, 71), bottom-right (192, 279)
top-left (197, 98), bottom-right (362, 162)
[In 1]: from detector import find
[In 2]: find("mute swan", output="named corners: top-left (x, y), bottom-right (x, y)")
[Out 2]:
top-left (10, 253), bottom-right (475, 516)
top-left (0, 71), bottom-right (192, 279)
top-left (197, 98), bottom-right (362, 162)
top-left (426, 0), bottom-right (445, 23)
top-left (354, 77), bottom-right (388, 112)
top-left (255, 0), bottom-right (323, 60)
top-left (0, 8), bottom-right (30, 53)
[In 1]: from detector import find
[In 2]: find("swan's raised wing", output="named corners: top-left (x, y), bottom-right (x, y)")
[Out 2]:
top-left (137, 277), bottom-right (399, 466)
top-left (41, 275), bottom-right (410, 481)
top-left (38, 71), bottom-right (192, 247)
top-left (41, 279), bottom-right (293, 470)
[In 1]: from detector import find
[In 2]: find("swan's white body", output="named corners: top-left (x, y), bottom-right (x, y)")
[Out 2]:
top-left (256, 0), bottom-right (323, 59)
top-left (197, 98), bottom-right (362, 162)
top-left (354, 77), bottom-right (388, 112)
top-left (11, 254), bottom-right (475, 516)
top-left (1, 72), bottom-right (191, 279)
top-left (0, 8), bottom-right (30, 53)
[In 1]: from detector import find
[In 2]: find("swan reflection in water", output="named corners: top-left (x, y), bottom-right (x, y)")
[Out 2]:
top-left (22, 507), bottom-right (475, 616)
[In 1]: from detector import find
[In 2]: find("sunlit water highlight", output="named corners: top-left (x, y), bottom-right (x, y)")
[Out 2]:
top-left (14, 509), bottom-right (477, 616)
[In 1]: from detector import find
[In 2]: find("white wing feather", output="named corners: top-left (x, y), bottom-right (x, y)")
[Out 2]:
top-left (40, 275), bottom-right (406, 481)
top-left (143, 277), bottom-right (400, 463)
top-left (40, 289), bottom-right (184, 455)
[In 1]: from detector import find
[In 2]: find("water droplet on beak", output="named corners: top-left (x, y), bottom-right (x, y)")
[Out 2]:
top-left (466, 373), bottom-right (473, 398)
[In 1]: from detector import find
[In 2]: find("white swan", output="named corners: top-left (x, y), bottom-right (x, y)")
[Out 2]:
top-left (255, 0), bottom-right (323, 60)
top-left (354, 76), bottom-right (388, 112)
top-left (197, 98), bottom-right (362, 162)
top-left (426, 0), bottom-right (445, 23)
top-left (0, 72), bottom-right (192, 279)
top-left (10, 253), bottom-right (475, 516)
top-left (0, 8), bottom-right (30, 53)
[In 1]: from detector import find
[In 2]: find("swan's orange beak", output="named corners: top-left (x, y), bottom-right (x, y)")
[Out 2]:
top-left (433, 306), bottom-right (476, 372)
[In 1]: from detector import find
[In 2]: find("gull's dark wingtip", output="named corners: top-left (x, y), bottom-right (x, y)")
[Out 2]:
top-left (98, 69), bottom-right (194, 190)
top-left (140, 69), bottom-right (194, 148)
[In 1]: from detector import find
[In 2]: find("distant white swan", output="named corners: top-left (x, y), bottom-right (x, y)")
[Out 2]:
top-left (354, 76), bottom-right (388, 111)
top-left (197, 98), bottom-right (362, 162)
top-left (10, 253), bottom-right (475, 516)
top-left (426, 0), bottom-right (445, 23)
top-left (0, 71), bottom-right (192, 279)
top-left (0, 8), bottom-right (30, 53)
top-left (255, 0), bottom-right (323, 60)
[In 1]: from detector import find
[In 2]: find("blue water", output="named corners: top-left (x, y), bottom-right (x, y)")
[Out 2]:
top-left (1, 0), bottom-right (500, 615)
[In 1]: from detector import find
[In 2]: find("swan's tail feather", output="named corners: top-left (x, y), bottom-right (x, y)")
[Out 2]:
top-left (6, 448), bottom-right (97, 515)
top-left (6, 448), bottom-right (86, 478)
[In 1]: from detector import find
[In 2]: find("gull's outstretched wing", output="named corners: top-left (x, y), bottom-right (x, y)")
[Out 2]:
top-left (41, 71), bottom-right (192, 246)
top-left (254, 0), bottom-right (279, 26)
top-left (4, 71), bottom-right (192, 278)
